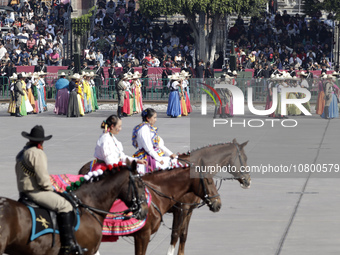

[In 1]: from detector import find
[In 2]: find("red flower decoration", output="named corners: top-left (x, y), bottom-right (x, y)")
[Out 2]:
top-left (118, 161), bottom-right (123, 167)
top-left (101, 166), bottom-right (107, 171)
top-left (107, 164), bottom-right (113, 171)
top-left (113, 164), bottom-right (118, 169)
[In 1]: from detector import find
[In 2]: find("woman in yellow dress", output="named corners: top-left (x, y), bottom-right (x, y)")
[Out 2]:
top-left (131, 71), bottom-right (142, 113)
top-left (76, 74), bottom-right (85, 116)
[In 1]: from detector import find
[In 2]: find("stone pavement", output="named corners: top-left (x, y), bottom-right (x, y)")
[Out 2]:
top-left (0, 106), bottom-right (339, 255)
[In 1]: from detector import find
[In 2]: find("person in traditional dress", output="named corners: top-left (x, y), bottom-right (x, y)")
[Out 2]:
top-left (37, 71), bottom-right (48, 112)
top-left (89, 72), bottom-right (98, 111)
top-left (14, 73), bottom-right (25, 117)
top-left (31, 73), bottom-right (41, 114)
top-left (131, 71), bottom-right (143, 113)
top-left (54, 72), bottom-right (69, 115)
top-left (122, 73), bottom-right (133, 117)
top-left (132, 108), bottom-right (178, 174)
top-left (77, 74), bottom-right (85, 116)
top-left (299, 71), bottom-right (311, 115)
top-left (81, 72), bottom-right (92, 114)
top-left (166, 73), bottom-right (182, 118)
top-left (180, 70), bottom-right (192, 114)
top-left (265, 74), bottom-right (276, 118)
top-left (67, 73), bottom-right (80, 117)
top-left (16, 125), bottom-right (86, 254)
top-left (315, 74), bottom-right (326, 115)
top-left (7, 73), bottom-right (17, 116)
top-left (274, 74), bottom-right (288, 119)
top-left (116, 73), bottom-right (129, 118)
top-left (286, 77), bottom-right (302, 116)
top-left (25, 72), bottom-right (37, 114)
top-left (92, 115), bottom-right (147, 172)
top-left (321, 74), bottom-right (339, 119)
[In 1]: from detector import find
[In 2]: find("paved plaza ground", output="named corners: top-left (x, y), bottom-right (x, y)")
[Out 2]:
top-left (0, 104), bottom-right (339, 255)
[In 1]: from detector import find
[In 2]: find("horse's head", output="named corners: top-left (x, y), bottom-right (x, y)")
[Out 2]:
top-left (119, 160), bottom-right (148, 220)
top-left (230, 139), bottom-right (251, 189)
top-left (191, 171), bottom-right (222, 212)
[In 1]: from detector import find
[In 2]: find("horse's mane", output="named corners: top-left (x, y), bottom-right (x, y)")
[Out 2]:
top-left (189, 142), bottom-right (232, 154)
top-left (142, 166), bottom-right (188, 179)
top-left (71, 165), bottom-right (131, 192)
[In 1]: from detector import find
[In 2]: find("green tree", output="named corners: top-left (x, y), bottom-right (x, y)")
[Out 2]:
top-left (139, 0), bottom-right (266, 65)
top-left (304, 0), bottom-right (340, 20)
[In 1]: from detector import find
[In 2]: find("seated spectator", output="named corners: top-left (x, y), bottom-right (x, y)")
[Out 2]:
top-left (4, 39), bottom-right (14, 53)
top-left (25, 19), bottom-right (36, 33)
top-left (46, 24), bottom-right (55, 37)
top-left (11, 51), bottom-right (20, 65)
top-left (26, 34), bottom-right (36, 50)
top-left (49, 49), bottom-right (60, 66)
top-left (106, 1), bottom-right (116, 17)
top-left (2, 53), bottom-right (11, 63)
top-left (18, 28), bottom-right (29, 44)
top-left (86, 49), bottom-right (96, 65)
top-left (96, 49), bottom-right (104, 66)
top-left (0, 44), bottom-right (7, 60)
top-left (30, 54), bottom-right (39, 65)
top-left (37, 35), bottom-right (46, 46)
top-left (169, 34), bottom-right (179, 47)
top-left (96, 35), bottom-right (109, 52)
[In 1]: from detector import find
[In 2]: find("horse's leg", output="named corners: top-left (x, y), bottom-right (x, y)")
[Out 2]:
top-left (167, 205), bottom-right (182, 255)
top-left (134, 228), bottom-right (151, 255)
top-left (177, 209), bottom-right (194, 255)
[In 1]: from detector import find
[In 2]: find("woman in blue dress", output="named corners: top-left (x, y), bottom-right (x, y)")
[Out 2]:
top-left (166, 73), bottom-right (182, 118)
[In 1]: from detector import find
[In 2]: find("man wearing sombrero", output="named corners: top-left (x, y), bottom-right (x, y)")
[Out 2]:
top-left (15, 126), bottom-right (86, 254)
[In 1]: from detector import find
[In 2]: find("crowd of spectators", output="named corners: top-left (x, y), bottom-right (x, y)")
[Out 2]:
top-left (84, 0), bottom-right (197, 70)
top-left (0, 0), bottom-right (338, 81)
top-left (229, 11), bottom-right (337, 75)
top-left (0, 0), bottom-right (69, 76)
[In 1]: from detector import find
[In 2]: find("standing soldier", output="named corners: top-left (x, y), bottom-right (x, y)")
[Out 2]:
top-left (108, 62), bottom-right (116, 98)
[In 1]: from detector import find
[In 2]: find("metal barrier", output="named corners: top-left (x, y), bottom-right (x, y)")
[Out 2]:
top-left (1, 77), bottom-right (339, 104)
top-left (0, 76), bottom-right (9, 99)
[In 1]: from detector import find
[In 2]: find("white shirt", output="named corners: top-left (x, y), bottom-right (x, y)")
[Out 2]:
top-left (182, 79), bottom-right (189, 89)
top-left (170, 80), bottom-right (180, 90)
top-left (135, 125), bottom-right (172, 162)
top-left (301, 79), bottom-right (309, 88)
top-left (0, 47), bottom-right (7, 59)
top-left (94, 132), bottom-right (134, 166)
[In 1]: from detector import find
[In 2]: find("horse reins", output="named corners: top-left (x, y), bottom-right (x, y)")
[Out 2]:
top-left (78, 171), bottom-right (146, 226)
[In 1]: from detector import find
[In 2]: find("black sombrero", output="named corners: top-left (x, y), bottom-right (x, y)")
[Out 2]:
top-left (21, 125), bottom-right (52, 142)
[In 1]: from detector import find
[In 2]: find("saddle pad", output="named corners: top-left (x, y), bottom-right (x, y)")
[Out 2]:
top-left (50, 174), bottom-right (84, 192)
top-left (101, 187), bottom-right (152, 242)
top-left (27, 206), bottom-right (80, 242)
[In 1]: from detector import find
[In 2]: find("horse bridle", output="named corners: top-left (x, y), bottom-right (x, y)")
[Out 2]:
top-left (126, 171), bottom-right (146, 217)
top-left (198, 171), bottom-right (220, 208)
top-left (78, 170), bottom-right (146, 226)
top-left (233, 143), bottom-right (250, 182)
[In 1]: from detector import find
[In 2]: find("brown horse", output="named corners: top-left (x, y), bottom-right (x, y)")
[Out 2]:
top-left (79, 164), bottom-right (221, 255)
top-left (167, 139), bottom-right (251, 255)
top-left (0, 162), bottom-right (148, 255)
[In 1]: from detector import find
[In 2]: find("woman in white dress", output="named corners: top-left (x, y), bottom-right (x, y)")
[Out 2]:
top-left (93, 115), bottom-right (146, 171)
top-left (132, 108), bottom-right (177, 174)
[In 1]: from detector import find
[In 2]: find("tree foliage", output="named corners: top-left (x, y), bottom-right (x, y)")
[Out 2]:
top-left (72, 6), bottom-right (96, 36)
top-left (139, 0), bottom-right (266, 63)
top-left (139, 0), bottom-right (266, 18)
top-left (304, 0), bottom-right (340, 20)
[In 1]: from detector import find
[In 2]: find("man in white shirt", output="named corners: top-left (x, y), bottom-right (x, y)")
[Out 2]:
top-left (0, 44), bottom-right (8, 60)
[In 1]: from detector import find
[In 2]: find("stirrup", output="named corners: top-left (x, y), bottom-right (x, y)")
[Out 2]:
top-left (59, 244), bottom-right (88, 255)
